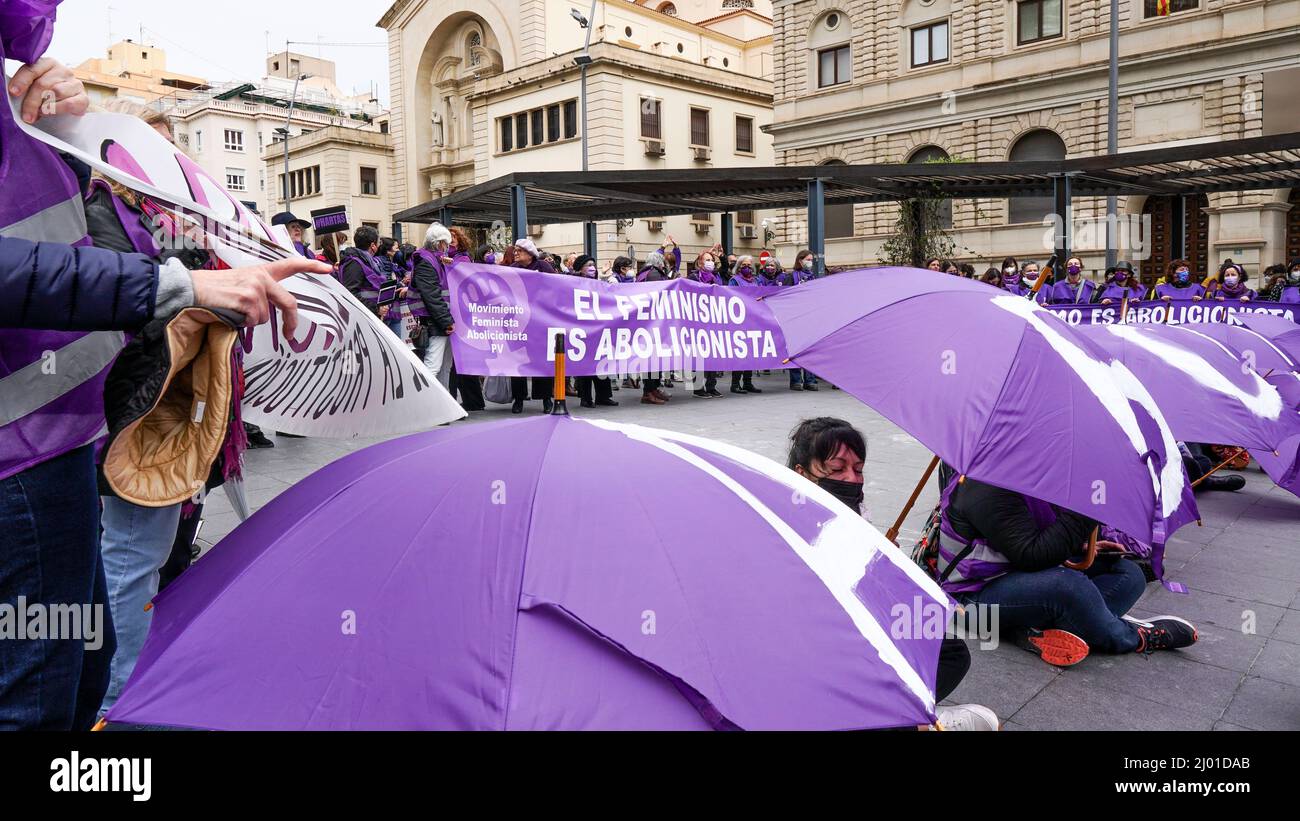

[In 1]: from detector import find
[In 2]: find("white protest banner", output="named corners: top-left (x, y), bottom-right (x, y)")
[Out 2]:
top-left (9, 90), bottom-right (464, 435)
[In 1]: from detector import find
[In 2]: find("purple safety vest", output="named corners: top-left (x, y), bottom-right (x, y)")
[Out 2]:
top-left (0, 86), bottom-right (125, 480)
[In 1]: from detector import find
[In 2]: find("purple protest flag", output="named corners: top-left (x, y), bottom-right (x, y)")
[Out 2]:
top-left (445, 263), bottom-right (788, 377)
top-left (107, 416), bottom-right (953, 731)
top-left (1071, 323), bottom-right (1300, 453)
top-left (764, 267), bottom-right (1199, 546)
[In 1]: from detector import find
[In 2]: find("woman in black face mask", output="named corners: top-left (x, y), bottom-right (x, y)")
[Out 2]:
top-left (784, 417), bottom-right (998, 731)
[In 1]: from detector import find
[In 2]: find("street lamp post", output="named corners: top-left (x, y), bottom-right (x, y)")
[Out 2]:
top-left (572, 3), bottom-right (598, 259)
top-left (1106, 0), bottom-right (1119, 268)
top-left (281, 72), bottom-right (309, 213)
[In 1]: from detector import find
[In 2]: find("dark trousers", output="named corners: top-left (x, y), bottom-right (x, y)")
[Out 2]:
top-left (457, 372), bottom-right (486, 411)
top-left (730, 371), bottom-right (755, 387)
top-left (936, 636), bottom-right (970, 703)
top-left (159, 503), bottom-right (203, 592)
top-left (512, 377), bottom-right (554, 402)
top-left (642, 378), bottom-right (662, 395)
top-left (576, 376), bottom-right (613, 403)
top-left (0, 445), bottom-right (115, 730)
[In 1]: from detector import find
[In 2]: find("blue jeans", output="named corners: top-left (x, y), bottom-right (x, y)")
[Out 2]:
top-left (385, 314), bottom-right (406, 340)
top-left (0, 444), bottom-right (115, 730)
top-left (963, 555), bottom-right (1146, 654)
top-left (99, 496), bottom-right (181, 714)
top-left (789, 369), bottom-right (818, 386)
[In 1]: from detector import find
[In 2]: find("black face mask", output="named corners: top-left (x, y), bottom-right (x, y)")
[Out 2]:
top-left (817, 477), bottom-right (864, 514)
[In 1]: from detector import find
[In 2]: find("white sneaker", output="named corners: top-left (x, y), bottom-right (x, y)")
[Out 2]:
top-left (935, 703), bottom-right (1001, 731)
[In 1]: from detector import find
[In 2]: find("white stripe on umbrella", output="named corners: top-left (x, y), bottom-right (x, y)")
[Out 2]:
top-left (998, 296), bottom-right (1187, 519)
top-left (579, 417), bottom-right (944, 717)
top-left (1105, 325), bottom-right (1284, 420)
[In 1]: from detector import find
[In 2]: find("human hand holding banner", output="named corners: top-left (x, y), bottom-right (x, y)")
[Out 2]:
top-left (10, 90), bottom-right (465, 436)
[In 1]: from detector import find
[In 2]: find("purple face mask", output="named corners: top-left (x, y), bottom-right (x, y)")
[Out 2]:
top-left (739, 266), bottom-right (754, 277)
top-left (1067, 264), bottom-right (1082, 276)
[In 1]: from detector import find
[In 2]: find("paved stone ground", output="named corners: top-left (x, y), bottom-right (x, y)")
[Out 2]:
top-left (198, 371), bottom-right (1300, 731)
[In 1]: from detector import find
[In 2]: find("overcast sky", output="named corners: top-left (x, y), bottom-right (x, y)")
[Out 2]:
top-left (44, 0), bottom-right (392, 104)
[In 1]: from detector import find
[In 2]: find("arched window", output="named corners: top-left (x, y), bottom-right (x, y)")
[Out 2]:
top-left (820, 159), bottom-right (854, 239)
top-left (1007, 129), bottom-right (1066, 224)
top-left (908, 145), bottom-right (952, 230)
top-left (657, 2), bottom-right (678, 15)
top-left (466, 30), bottom-right (482, 66)
top-left (808, 10), bottom-right (852, 90)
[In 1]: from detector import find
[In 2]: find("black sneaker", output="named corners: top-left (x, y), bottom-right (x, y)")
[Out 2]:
top-left (1014, 628), bottom-right (1090, 667)
top-left (511, 400), bottom-right (524, 414)
top-left (245, 427), bottom-right (275, 449)
top-left (595, 398), bottom-right (619, 407)
top-left (693, 389), bottom-right (709, 398)
top-left (731, 385), bottom-right (747, 394)
top-left (743, 384), bottom-right (763, 394)
top-left (1199, 474), bottom-right (1245, 492)
top-left (542, 398), bottom-right (554, 414)
top-left (803, 384), bottom-right (820, 392)
top-left (706, 388), bottom-right (723, 398)
top-left (1127, 615), bottom-right (1198, 653)
top-left (580, 399), bottom-right (596, 409)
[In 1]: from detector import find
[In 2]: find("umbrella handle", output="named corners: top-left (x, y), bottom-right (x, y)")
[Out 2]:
top-left (1191, 446), bottom-right (1249, 488)
top-left (885, 454), bottom-right (941, 545)
top-left (1065, 526), bottom-right (1099, 571)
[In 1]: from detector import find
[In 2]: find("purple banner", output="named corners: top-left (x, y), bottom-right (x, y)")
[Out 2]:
top-left (447, 264), bottom-right (789, 377)
top-left (1044, 298), bottom-right (1297, 326)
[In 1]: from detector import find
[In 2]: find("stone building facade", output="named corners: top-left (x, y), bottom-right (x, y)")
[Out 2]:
top-left (770, 0), bottom-right (1300, 281)
top-left (379, 0), bottom-right (778, 265)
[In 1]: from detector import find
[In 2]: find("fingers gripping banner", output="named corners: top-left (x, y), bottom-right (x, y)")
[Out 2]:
top-left (447, 265), bottom-right (790, 377)
top-left (11, 94), bottom-right (465, 435)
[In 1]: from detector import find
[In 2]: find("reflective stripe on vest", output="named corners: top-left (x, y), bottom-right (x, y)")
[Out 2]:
top-left (1, 194), bottom-right (87, 244)
top-left (0, 330), bottom-right (125, 427)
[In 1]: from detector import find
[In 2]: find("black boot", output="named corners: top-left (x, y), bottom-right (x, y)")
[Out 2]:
top-left (743, 382), bottom-right (763, 394)
top-left (511, 399), bottom-right (524, 414)
top-left (1198, 473), bottom-right (1245, 492)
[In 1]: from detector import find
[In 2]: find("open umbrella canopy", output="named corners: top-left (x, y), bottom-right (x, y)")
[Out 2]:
top-left (764, 268), bottom-right (1199, 545)
top-left (1071, 323), bottom-right (1300, 452)
top-left (108, 416), bottom-right (952, 731)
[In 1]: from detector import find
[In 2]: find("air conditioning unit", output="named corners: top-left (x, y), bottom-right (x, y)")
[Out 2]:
top-left (693, 221), bottom-right (711, 234)
top-left (739, 225), bottom-right (757, 239)
top-left (692, 145), bottom-right (711, 162)
top-left (527, 224), bottom-right (544, 238)
top-left (645, 219), bottom-right (665, 232)
top-left (642, 139), bottom-right (666, 157)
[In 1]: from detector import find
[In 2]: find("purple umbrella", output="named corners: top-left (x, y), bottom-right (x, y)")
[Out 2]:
top-left (1142, 321), bottom-right (1300, 498)
top-left (107, 416), bottom-right (953, 730)
top-left (1071, 323), bottom-right (1300, 453)
top-left (764, 267), bottom-right (1199, 547)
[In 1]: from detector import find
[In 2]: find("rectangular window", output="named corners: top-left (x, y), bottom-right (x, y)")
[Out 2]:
top-left (563, 100), bottom-right (578, 139)
top-left (817, 45), bottom-right (850, 88)
top-left (530, 109), bottom-right (543, 146)
top-left (689, 108), bottom-right (710, 147)
top-left (515, 113), bottom-right (529, 149)
top-left (223, 129), bottom-right (244, 152)
top-left (360, 166), bottom-right (378, 196)
top-left (735, 115), bottom-right (754, 154)
top-left (640, 98), bottom-right (662, 140)
top-left (500, 117), bottom-right (513, 152)
top-left (379, 120), bottom-right (389, 134)
top-left (911, 21), bottom-right (950, 68)
top-left (1018, 0), bottom-right (1063, 44)
top-left (1143, 0), bottom-right (1198, 17)
top-left (225, 168), bottom-right (246, 192)
top-left (546, 104), bottom-right (561, 143)
top-left (497, 99), bottom-right (581, 153)
top-left (737, 209), bottom-right (755, 225)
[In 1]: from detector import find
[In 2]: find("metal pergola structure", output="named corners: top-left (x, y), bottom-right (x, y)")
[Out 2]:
top-left (394, 132), bottom-right (1300, 275)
